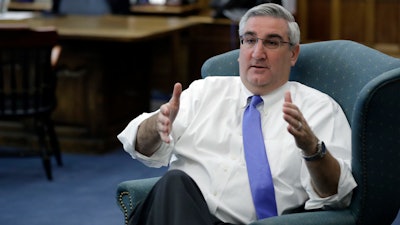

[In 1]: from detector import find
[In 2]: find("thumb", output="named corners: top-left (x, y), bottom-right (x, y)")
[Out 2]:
top-left (284, 91), bottom-right (292, 103)
top-left (169, 83), bottom-right (182, 108)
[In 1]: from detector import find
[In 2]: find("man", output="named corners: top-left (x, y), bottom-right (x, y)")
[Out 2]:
top-left (118, 3), bottom-right (357, 225)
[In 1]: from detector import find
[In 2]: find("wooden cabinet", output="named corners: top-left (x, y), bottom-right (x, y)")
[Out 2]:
top-left (52, 40), bottom-right (151, 153)
top-left (187, 21), bottom-right (240, 84)
top-left (0, 39), bottom-right (153, 153)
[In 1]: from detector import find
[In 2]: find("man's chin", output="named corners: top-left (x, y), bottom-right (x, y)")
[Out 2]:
top-left (248, 73), bottom-right (270, 84)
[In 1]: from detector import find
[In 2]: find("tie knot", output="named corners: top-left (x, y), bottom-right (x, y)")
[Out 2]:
top-left (250, 95), bottom-right (263, 107)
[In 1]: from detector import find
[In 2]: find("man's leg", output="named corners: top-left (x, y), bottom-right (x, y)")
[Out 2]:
top-left (128, 170), bottom-right (232, 225)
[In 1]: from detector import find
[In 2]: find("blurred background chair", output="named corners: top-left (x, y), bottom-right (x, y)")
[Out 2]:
top-left (51, 0), bottom-right (130, 15)
top-left (116, 40), bottom-right (400, 225)
top-left (0, 25), bottom-right (62, 180)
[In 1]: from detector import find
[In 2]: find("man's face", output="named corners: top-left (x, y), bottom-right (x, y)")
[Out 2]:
top-left (238, 16), bottom-right (300, 95)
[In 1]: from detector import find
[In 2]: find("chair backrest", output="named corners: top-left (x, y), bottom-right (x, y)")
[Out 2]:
top-left (0, 25), bottom-right (58, 117)
top-left (54, 0), bottom-right (111, 15)
top-left (201, 40), bottom-right (400, 224)
top-left (351, 68), bottom-right (400, 225)
top-left (201, 40), bottom-right (400, 122)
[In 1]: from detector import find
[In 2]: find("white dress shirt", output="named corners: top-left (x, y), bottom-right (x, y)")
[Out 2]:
top-left (117, 76), bottom-right (357, 224)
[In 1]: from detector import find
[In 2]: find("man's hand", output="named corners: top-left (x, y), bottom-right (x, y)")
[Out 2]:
top-left (282, 91), bottom-right (318, 154)
top-left (135, 83), bottom-right (182, 156)
top-left (157, 83), bottom-right (182, 143)
top-left (283, 91), bottom-right (340, 197)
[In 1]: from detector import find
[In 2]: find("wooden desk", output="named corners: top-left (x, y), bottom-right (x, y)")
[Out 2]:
top-left (0, 14), bottom-right (237, 153)
top-left (4, 14), bottom-right (196, 41)
top-left (8, 1), bottom-right (52, 11)
top-left (8, 2), bottom-right (201, 15)
top-left (0, 15), bottom-right (199, 153)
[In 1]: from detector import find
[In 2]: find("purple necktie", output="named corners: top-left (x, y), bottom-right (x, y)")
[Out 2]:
top-left (242, 95), bottom-right (277, 219)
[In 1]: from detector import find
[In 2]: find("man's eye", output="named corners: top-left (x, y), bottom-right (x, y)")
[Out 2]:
top-left (265, 40), bottom-right (279, 46)
top-left (245, 38), bottom-right (257, 45)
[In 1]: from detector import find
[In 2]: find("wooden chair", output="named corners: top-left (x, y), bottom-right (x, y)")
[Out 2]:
top-left (0, 25), bottom-right (62, 180)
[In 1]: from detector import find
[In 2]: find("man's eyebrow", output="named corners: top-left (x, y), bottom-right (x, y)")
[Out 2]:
top-left (243, 31), bottom-right (257, 36)
top-left (266, 34), bottom-right (284, 40)
top-left (242, 32), bottom-right (284, 40)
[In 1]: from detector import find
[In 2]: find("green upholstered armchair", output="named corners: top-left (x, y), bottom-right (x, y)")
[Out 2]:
top-left (116, 40), bottom-right (400, 225)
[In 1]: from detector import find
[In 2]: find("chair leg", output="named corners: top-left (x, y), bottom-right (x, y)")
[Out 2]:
top-left (42, 156), bottom-right (53, 181)
top-left (35, 118), bottom-right (53, 181)
top-left (45, 118), bottom-right (63, 167)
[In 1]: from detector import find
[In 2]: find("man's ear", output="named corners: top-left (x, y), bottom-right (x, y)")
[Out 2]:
top-left (290, 44), bottom-right (300, 66)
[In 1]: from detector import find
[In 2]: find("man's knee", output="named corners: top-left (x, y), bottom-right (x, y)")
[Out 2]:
top-left (158, 169), bottom-right (192, 186)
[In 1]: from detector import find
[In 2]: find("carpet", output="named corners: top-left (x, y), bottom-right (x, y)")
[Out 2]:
top-left (0, 149), bottom-right (167, 225)
top-left (3, 149), bottom-right (399, 225)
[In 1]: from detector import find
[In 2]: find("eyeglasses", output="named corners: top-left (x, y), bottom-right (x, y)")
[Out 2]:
top-left (240, 34), bottom-right (292, 49)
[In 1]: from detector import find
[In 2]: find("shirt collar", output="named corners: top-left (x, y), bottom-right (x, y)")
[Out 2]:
top-left (240, 82), bottom-right (291, 110)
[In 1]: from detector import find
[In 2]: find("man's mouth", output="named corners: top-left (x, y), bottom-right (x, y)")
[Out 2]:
top-left (250, 64), bottom-right (269, 69)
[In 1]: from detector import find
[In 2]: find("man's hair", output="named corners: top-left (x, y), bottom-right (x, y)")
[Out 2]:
top-left (238, 3), bottom-right (300, 46)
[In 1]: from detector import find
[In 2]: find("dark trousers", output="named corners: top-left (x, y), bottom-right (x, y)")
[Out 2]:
top-left (128, 170), bottom-right (234, 225)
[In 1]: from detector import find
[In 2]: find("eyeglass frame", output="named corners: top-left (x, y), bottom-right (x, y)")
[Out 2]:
top-left (239, 33), bottom-right (293, 49)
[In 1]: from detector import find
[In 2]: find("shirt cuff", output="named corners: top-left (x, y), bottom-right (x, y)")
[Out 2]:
top-left (117, 112), bottom-right (174, 168)
top-left (133, 136), bottom-right (174, 168)
top-left (304, 158), bottom-right (357, 210)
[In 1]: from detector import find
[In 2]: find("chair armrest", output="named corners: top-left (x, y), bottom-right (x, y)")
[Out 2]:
top-left (116, 177), bottom-right (160, 224)
top-left (250, 209), bottom-right (356, 225)
top-left (116, 178), bottom-right (356, 225)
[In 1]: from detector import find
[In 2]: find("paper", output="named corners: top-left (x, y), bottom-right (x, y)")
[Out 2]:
top-left (0, 11), bottom-right (34, 20)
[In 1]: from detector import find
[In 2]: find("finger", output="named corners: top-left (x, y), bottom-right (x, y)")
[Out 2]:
top-left (157, 118), bottom-right (171, 143)
top-left (159, 132), bottom-right (171, 143)
top-left (157, 114), bottom-right (170, 128)
top-left (283, 91), bottom-right (296, 111)
top-left (159, 105), bottom-right (173, 135)
top-left (159, 103), bottom-right (168, 115)
top-left (158, 83), bottom-right (181, 144)
top-left (283, 115), bottom-right (300, 131)
top-left (169, 83), bottom-right (182, 108)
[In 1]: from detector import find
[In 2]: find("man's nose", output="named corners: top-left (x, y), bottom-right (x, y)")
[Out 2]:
top-left (252, 40), bottom-right (267, 59)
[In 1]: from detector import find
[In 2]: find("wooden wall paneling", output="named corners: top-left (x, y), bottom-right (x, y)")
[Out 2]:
top-left (305, 0), bottom-right (331, 41)
top-left (375, 0), bottom-right (399, 44)
top-left (341, 0), bottom-right (368, 42)
top-left (365, 0), bottom-right (375, 44)
top-left (298, 0), bottom-right (399, 57)
top-left (330, 0), bottom-right (341, 40)
top-left (297, 0), bottom-right (309, 42)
